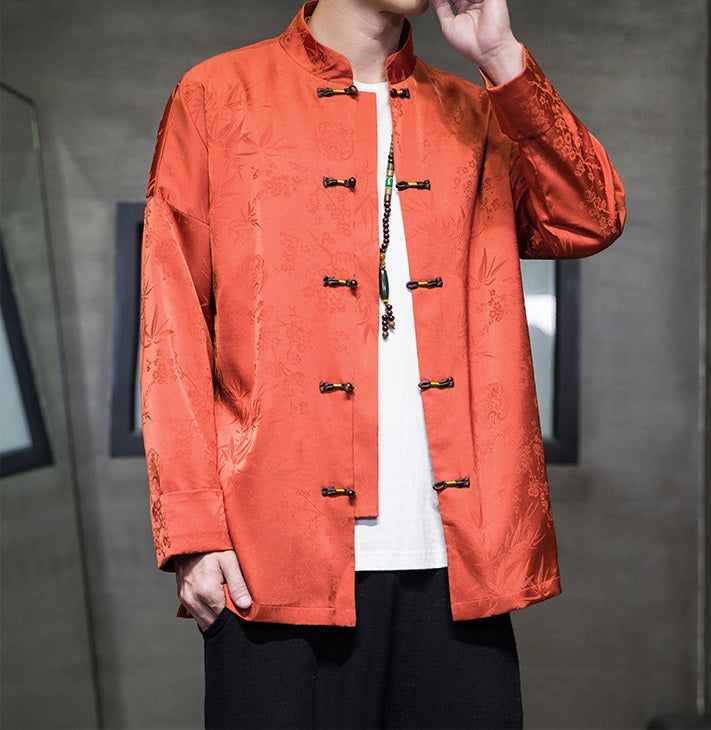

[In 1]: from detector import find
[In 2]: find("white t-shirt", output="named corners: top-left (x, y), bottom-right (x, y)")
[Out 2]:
top-left (353, 80), bottom-right (448, 571)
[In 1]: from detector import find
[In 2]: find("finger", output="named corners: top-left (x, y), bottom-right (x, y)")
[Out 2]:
top-left (452, 0), bottom-right (484, 9)
top-left (192, 599), bottom-right (221, 632)
top-left (430, 0), bottom-right (455, 23)
top-left (176, 555), bottom-right (226, 614)
top-left (220, 551), bottom-right (253, 610)
top-left (179, 582), bottom-right (224, 615)
top-left (177, 583), bottom-right (223, 623)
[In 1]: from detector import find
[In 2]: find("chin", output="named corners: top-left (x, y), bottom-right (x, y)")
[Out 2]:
top-left (377, 0), bottom-right (431, 16)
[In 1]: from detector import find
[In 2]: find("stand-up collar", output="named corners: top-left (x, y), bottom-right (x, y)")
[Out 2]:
top-left (279, 1), bottom-right (417, 85)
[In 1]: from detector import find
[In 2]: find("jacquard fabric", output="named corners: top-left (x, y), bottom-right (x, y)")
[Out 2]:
top-left (140, 0), bottom-right (626, 626)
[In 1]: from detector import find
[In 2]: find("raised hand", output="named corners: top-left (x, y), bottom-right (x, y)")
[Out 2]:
top-left (430, 0), bottom-right (523, 84)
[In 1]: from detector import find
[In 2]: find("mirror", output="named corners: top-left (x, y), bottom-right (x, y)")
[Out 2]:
top-left (1, 84), bottom-right (99, 729)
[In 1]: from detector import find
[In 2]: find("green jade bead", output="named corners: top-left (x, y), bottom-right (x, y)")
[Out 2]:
top-left (379, 266), bottom-right (390, 301)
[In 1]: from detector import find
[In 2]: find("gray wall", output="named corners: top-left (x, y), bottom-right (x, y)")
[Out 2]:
top-left (1, 0), bottom-right (707, 728)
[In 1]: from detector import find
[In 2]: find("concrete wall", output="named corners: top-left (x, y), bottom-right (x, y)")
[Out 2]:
top-left (1, 0), bottom-right (707, 727)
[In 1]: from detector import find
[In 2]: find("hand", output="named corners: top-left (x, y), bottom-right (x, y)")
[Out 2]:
top-left (431, 0), bottom-right (523, 84)
top-left (174, 550), bottom-right (252, 630)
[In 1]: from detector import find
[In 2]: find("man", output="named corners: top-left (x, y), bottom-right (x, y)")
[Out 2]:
top-left (141, 0), bottom-right (626, 727)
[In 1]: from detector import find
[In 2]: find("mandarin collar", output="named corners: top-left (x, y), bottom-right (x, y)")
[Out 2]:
top-left (278, 1), bottom-right (416, 85)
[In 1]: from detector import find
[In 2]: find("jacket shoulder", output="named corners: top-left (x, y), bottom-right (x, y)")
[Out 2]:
top-left (178, 35), bottom-right (282, 88)
top-left (413, 58), bottom-right (492, 126)
top-left (415, 59), bottom-right (488, 102)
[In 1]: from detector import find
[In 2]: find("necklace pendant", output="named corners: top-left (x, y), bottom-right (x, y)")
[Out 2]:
top-left (379, 267), bottom-right (395, 339)
top-left (379, 266), bottom-right (389, 301)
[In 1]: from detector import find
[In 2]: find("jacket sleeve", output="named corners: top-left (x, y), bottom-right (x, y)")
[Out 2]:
top-left (140, 78), bottom-right (233, 570)
top-left (484, 46), bottom-right (626, 259)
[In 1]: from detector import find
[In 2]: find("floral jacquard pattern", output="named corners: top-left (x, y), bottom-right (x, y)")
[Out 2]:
top-left (489, 52), bottom-right (625, 259)
top-left (475, 382), bottom-right (510, 429)
top-left (315, 122), bottom-right (355, 160)
top-left (146, 449), bottom-right (170, 564)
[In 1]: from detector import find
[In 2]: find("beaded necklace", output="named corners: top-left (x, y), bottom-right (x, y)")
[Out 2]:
top-left (380, 138), bottom-right (395, 339)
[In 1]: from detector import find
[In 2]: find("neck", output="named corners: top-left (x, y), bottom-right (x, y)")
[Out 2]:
top-left (307, 0), bottom-right (405, 83)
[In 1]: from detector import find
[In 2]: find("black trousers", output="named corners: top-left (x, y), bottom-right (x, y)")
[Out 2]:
top-left (203, 568), bottom-right (522, 729)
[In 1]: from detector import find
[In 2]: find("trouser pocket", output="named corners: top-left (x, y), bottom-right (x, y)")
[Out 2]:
top-left (199, 607), bottom-right (233, 640)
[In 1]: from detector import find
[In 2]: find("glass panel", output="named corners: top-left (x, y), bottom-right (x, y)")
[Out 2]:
top-left (110, 203), bottom-right (144, 455)
top-left (0, 313), bottom-right (32, 452)
top-left (521, 259), bottom-right (556, 440)
top-left (134, 352), bottom-right (142, 433)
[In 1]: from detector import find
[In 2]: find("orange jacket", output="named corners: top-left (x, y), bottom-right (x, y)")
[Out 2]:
top-left (141, 1), bottom-right (625, 626)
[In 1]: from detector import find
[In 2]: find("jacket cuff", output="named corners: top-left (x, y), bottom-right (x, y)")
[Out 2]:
top-left (153, 488), bottom-right (233, 571)
top-left (482, 45), bottom-right (559, 140)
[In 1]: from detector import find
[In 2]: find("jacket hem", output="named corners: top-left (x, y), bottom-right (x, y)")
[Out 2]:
top-left (177, 575), bottom-right (562, 626)
top-left (450, 573), bottom-right (562, 621)
top-left (229, 598), bottom-right (357, 627)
